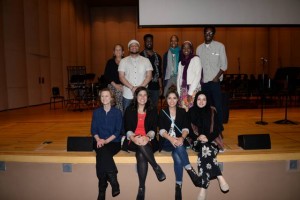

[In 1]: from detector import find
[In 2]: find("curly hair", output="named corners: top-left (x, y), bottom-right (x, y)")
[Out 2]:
top-left (130, 86), bottom-right (153, 112)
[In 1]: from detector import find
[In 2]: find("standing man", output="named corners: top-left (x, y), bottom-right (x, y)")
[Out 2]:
top-left (163, 35), bottom-right (181, 97)
top-left (140, 34), bottom-right (163, 107)
top-left (196, 26), bottom-right (227, 133)
top-left (118, 39), bottom-right (153, 111)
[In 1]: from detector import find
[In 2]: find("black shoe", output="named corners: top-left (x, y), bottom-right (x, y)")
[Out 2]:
top-left (186, 167), bottom-right (201, 187)
top-left (136, 187), bottom-right (145, 200)
top-left (153, 165), bottom-right (166, 182)
top-left (107, 172), bottom-right (120, 197)
top-left (175, 183), bottom-right (182, 200)
top-left (98, 174), bottom-right (108, 200)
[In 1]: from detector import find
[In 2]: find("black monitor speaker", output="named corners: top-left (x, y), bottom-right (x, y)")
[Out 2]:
top-left (67, 136), bottom-right (93, 152)
top-left (238, 134), bottom-right (271, 150)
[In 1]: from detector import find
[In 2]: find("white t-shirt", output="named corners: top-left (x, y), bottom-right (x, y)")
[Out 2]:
top-left (118, 55), bottom-right (153, 99)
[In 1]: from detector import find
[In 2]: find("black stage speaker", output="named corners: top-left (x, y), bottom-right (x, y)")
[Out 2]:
top-left (238, 134), bottom-right (271, 150)
top-left (67, 136), bottom-right (93, 152)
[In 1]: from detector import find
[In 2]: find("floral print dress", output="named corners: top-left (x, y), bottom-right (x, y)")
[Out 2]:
top-left (197, 141), bottom-right (222, 189)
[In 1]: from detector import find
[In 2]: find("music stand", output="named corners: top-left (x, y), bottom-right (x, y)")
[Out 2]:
top-left (274, 75), bottom-right (298, 125)
top-left (256, 58), bottom-right (268, 125)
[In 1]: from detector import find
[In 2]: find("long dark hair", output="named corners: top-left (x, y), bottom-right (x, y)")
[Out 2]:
top-left (165, 86), bottom-right (179, 107)
top-left (130, 86), bottom-right (153, 112)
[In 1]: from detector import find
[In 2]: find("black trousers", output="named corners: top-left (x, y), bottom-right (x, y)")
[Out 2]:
top-left (95, 142), bottom-right (121, 177)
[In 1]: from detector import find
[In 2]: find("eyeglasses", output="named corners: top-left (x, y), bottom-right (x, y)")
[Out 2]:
top-left (204, 31), bottom-right (214, 36)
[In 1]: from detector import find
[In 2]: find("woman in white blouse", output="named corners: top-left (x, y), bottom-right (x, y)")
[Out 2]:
top-left (177, 41), bottom-right (202, 111)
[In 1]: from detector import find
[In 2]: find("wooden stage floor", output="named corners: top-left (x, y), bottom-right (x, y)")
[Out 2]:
top-left (0, 105), bottom-right (300, 164)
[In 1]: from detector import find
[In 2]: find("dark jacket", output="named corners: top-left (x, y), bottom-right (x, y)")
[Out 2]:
top-left (158, 107), bottom-right (190, 150)
top-left (123, 105), bottom-right (159, 152)
top-left (124, 106), bottom-right (158, 134)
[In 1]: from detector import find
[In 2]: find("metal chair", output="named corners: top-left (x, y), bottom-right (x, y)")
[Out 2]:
top-left (50, 87), bottom-right (65, 109)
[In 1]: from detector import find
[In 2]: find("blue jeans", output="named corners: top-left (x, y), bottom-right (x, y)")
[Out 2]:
top-left (122, 97), bottom-right (132, 112)
top-left (171, 145), bottom-right (190, 182)
top-left (148, 89), bottom-right (160, 107)
top-left (202, 81), bottom-right (224, 131)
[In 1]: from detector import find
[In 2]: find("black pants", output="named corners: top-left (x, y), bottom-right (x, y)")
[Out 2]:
top-left (135, 143), bottom-right (159, 188)
top-left (95, 142), bottom-right (121, 177)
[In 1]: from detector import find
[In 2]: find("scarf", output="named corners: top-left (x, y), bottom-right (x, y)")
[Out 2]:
top-left (165, 47), bottom-right (180, 80)
top-left (180, 51), bottom-right (195, 88)
top-left (189, 91), bottom-right (212, 135)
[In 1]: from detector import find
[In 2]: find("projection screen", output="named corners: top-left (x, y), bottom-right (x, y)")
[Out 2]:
top-left (139, 0), bottom-right (300, 26)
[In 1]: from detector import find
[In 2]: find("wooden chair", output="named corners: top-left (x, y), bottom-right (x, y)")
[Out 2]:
top-left (50, 87), bottom-right (65, 109)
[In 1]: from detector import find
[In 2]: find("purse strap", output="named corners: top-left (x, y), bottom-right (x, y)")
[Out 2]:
top-left (162, 109), bottom-right (182, 134)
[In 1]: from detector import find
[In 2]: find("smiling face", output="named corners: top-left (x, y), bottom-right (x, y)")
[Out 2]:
top-left (182, 43), bottom-right (192, 58)
top-left (167, 92), bottom-right (178, 108)
top-left (204, 27), bottom-right (215, 44)
top-left (144, 37), bottom-right (153, 50)
top-left (113, 45), bottom-right (124, 58)
top-left (170, 35), bottom-right (179, 49)
top-left (196, 94), bottom-right (207, 108)
top-left (137, 90), bottom-right (148, 106)
top-left (129, 43), bottom-right (140, 55)
top-left (100, 90), bottom-right (112, 106)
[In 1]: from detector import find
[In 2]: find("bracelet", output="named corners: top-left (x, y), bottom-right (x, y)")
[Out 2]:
top-left (131, 86), bottom-right (134, 90)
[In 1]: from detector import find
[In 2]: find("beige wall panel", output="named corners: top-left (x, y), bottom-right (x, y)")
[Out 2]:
top-left (38, 0), bottom-right (50, 57)
top-left (91, 8), bottom-right (106, 75)
top-left (3, 0), bottom-right (28, 108)
top-left (26, 54), bottom-right (41, 105)
top-left (68, 0), bottom-right (77, 64)
top-left (2, 0), bottom-right (26, 51)
top-left (0, 0), bottom-right (8, 110)
top-left (269, 28), bottom-right (280, 77)
top-left (7, 87), bottom-right (28, 108)
top-left (40, 57), bottom-right (51, 103)
top-left (290, 28), bottom-right (300, 66)
top-left (23, 0), bottom-right (39, 54)
top-left (61, 0), bottom-right (72, 88)
top-left (1, 162), bottom-right (300, 200)
top-left (255, 28), bottom-right (269, 75)
top-left (225, 28), bottom-right (243, 74)
top-left (240, 28), bottom-right (257, 75)
top-left (83, 6), bottom-right (91, 73)
top-left (48, 0), bottom-right (64, 89)
top-left (75, 3), bottom-right (86, 66)
top-left (278, 28), bottom-right (292, 67)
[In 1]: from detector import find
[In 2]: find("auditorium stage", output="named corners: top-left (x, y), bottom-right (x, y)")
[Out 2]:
top-left (0, 105), bottom-right (300, 164)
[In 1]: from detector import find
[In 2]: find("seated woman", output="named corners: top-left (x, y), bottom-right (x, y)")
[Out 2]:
top-left (91, 88), bottom-right (122, 200)
top-left (188, 91), bottom-right (229, 200)
top-left (124, 86), bottom-right (166, 200)
top-left (158, 87), bottom-right (201, 200)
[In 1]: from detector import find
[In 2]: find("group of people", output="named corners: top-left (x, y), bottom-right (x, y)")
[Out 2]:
top-left (91, 26), bottom-right (229, 200)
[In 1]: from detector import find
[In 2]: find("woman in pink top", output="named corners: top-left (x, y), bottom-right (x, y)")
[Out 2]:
top-left (123, 86), bottom-right (166, 200)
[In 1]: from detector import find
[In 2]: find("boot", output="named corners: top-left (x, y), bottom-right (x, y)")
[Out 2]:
top-left (98, 174), bottom-right (108, 200)
top-left (186, 167), bottom-right (201, 187)
top-left (153, 165), bottom-right (166, 182)
top-left (175, 183), bottom-right (182, 200)
top-left (107, 172), bottom-right (120, 197)
top-left (136, 187), bottom-right (145, 200)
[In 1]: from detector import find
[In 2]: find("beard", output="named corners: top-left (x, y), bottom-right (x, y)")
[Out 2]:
top-left (130, 50), bottom-right (139, 55)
